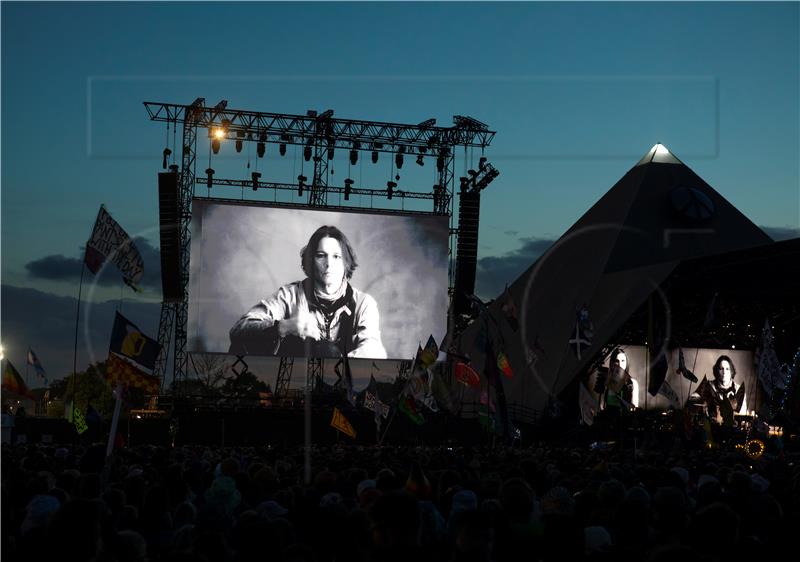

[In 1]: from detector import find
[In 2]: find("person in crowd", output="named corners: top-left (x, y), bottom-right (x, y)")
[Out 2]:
top-left (229, 225), bottom-right (386, 359)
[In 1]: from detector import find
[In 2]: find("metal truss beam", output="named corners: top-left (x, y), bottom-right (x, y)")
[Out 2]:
top-left (144, 102), bottom-right (495, 151)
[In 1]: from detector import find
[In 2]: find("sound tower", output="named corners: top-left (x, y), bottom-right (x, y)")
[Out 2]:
top-left (158, 172), bottom-right (182, 302)
top-left (454, 190), bottom-right (481, 317)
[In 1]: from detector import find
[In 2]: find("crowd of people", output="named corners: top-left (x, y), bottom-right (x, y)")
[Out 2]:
top-left (2, 437), bottom-right (799, 562)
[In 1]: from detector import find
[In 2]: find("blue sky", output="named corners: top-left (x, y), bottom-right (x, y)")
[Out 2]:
top-left (1, 2), bottom-right (798, 384)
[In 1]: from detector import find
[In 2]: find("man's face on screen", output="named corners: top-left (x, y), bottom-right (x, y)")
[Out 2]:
top-left (314, 236), bottom-right (345, 295)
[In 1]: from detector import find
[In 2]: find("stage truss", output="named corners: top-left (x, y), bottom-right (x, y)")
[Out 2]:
top-left (145, 98), bottom-right (495, 398)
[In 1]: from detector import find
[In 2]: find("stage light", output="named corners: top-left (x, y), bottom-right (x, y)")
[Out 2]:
top-left (304, 145), bottom-right (312, 162)
top-left (371, 150), bottom-right (378, 164)
top-left (251, 171), bottom-right (261, 190)
top-left (387, 180), bottom-right (396, 200)
top-left (479, 156), bottom-right (487, 170)
top-left (235, 139), bottom-right (243, 153)
top-left (162, 148), bottom-right (172, 169)
top-left (279, 143), bottom-right (287, 156)
top-left (416, 154), bottom-right (424, 166)
top-left (437, 155), bottom-right (444, 172)
top-left (350, 149), bottom-right (358, 166)
top-left (212, 128), bottom-right (226, 140)
top-left (205, 167), bottom-right (215, 188)
top-left (344, 178), bottom-right (353, 200)
top-left (460, 176), bottom-right (470, 193)
top-left (257, 142), bottom-right (266, 158)
top-left (327, 146), bottom-right (335, 160)
top-left (297, 174), bottom-right (307, 196)
top-left (395, 153), bottom-right (404, 169)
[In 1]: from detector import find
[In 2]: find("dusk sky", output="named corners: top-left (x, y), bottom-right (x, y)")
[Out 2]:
top-left (1, 2), bottom-right (798, 386)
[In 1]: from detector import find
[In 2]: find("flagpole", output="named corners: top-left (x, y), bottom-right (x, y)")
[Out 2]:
top-left (71, 263), bottom-right (87, 432)
top-left (106, 383), bottom-right (124, 458)
top-left (379, 350), bottom-right (421, 445)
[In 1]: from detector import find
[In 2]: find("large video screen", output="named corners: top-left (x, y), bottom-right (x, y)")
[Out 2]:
top-left (587, 346), bottom-right (759, 414)
top-left (187, 199), bottom-right (450, 360)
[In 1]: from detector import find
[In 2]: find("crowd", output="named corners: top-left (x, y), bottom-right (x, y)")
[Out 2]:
top-left (2, 437), bottom-right (799, 562)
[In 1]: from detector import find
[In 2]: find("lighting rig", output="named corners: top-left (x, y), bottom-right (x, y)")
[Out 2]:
top-left (145, 99), bottom-right (495, 397)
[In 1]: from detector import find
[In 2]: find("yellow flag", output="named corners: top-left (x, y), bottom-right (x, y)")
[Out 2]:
top-left (330, 407), bottom-right (356, 439)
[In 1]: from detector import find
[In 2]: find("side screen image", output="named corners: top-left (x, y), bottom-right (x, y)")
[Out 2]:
top-left (187, 199), bottom-right (450, 360)
top-left (588, 346), bottom-right (759, 413)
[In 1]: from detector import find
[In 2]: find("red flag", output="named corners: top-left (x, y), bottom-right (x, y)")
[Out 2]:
top-left (2, 360), bottom-right (34, 399)
top-left (454, 362), bottom-right (481, 387)
top-left (105, 353), bottom-right (160, 393)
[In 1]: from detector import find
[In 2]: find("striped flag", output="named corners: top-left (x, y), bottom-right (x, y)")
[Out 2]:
top-left (2, 360), bottom-right (33, 398)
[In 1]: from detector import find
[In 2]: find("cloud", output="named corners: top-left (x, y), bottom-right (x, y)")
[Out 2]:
top-left (1, 284), bottom-right (161, 383)
top-left (760, 226), bottom-right (800, 241)
top-left (475, 236), bottom-right (555, 299)
top-left (25, 237), bottom-right (162, 289)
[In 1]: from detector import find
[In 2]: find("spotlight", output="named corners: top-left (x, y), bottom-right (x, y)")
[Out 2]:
top-left (205, 167), bottom-right (215, 189)
top-left (251, 171), bottom-right (261, 191)
top-left (344, 178), bottom-right (353, 201)
top-left (460, 176), bottom-right (470, 193)
top-left (304, 145), bottom-right (312, 162)
top-left (235, 139), bottom-right (243, 153)
top-left (297, 174), bottom-right (307, 196)
top-left (395, 153), bottom-right (404, 169)
top-left (349, 149), bottom-right (358, 166)
top-left (279, 143), bottom-right (287, 156)
top-left (327, 146), bottom-right (335, 160)
top-left (416, 154), bottom-right (424, 166)
top-left (387, 180), bottom-right (396, 200)
top-left (211, 138), bottom-right (221, 154)
top-left (162, 148), bottom-right (172, 169)
top-left (479, 156), bottom-right (487, 170)
top-left (257, 142), bottom-right (266, 158)
top-left (371, 150), bottom-right (378, 164)
top-left (168, 164), bottom-right (179, 173)
top-left (436, 155), bottom-right (444, 172)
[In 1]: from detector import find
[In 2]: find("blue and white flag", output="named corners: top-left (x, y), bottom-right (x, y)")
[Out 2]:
top-left (26, 348), bottom-right (48, 385)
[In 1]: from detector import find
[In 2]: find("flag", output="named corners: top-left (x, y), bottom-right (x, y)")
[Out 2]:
top-left (330, 407), bottom-right (357, 439)
top-left (72, 406), bottom-right (89, 435)
top-left (364, 391), bottom-right (389, 419)
top-left (109, 312), bottom-right (160, 371)
top-left (568, 305), bottom-right (593, 360)
top-left (419, 335), bottom-right (439, 369)
top-left (484, 335), bottom-right (511, 439)
top-left (26, 348), bottom-right (48, 385)
top-left (578, 382), bottom-right (597, 425)
top-left (454, 362), bottom-right (481, 387)
top-left (676, 347), bottom-right (698, 383)
top-left (657, 379), bottom-right (682, 409)
top-left (501, 284), bottom-right (519, 332)
top-left (105, 353), bottom-right (160, 393)
top-left (2, 360), bottom-right (33, 399)
top-left (84, 205), bottom-right (144, 290)
top-left (406, 366), bottom-right (438, 412)
top-left (398, 394), bottom-right (425, 425)
top-left (479, 390), bottom-right (496, 412)
top-left (496, 351), bottom-right (514, 379)
top-left (364, 391), bottom-right (390, 436)
top-left (756, 319), bottom-right (783, 397)
top-left (334, 356), bottom-right (356, 406)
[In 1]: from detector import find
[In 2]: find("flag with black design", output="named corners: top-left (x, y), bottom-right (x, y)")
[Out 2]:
top-left (84, 205), bottom-right (144, 291)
